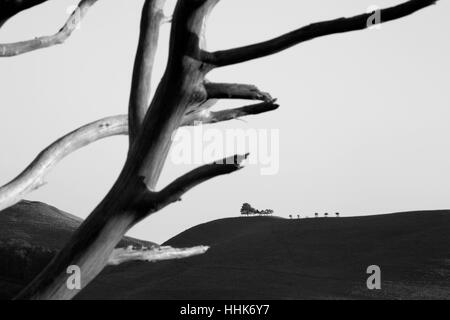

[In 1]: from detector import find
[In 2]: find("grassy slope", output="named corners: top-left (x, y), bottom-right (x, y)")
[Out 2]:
top-left (0, 201), bottom-right (82, 250)
top-left (0, 201), bottom-right (156, 299)
top-left (79, 212), bottom-right (450, 300)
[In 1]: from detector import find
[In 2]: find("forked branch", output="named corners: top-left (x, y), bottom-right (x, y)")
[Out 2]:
top-left (0, 0), bottom-right (98, 57)
top-left (202, 0), bottom-right (438, 67)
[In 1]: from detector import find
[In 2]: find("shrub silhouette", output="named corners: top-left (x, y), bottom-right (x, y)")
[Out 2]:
top-left (241, 204), bottom-right (273, 217)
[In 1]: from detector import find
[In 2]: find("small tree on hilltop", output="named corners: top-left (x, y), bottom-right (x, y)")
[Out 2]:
top-left (260, 209), bottom-right (273, 217)
top-left (240, 203), bottom-right (252, 217)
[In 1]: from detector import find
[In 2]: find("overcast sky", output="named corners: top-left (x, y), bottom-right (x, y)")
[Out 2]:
top-left (0, 0), bottom-right (448, 243)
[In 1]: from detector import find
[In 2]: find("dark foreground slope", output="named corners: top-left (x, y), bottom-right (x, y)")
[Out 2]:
top-left (79, 212), bottom-right (450, 300)
top-left (0, 201), bottom-right (156, 299)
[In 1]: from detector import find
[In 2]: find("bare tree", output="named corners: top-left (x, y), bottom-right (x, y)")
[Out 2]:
top-left (0, 0), bottom-right (438, 300)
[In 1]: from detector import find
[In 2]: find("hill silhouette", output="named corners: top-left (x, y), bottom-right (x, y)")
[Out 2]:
top-left (0, 201), bottom-right (156, 299)
top-left (1, 202), bottom-right (449, 300)
top-left (78, 212), bottom-right (450, 300)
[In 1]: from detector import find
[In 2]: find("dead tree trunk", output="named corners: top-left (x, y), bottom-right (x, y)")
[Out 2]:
top-left (0, 0), bottom-right (438, 300)
top-left (15, 0), bottom-right (248, 300)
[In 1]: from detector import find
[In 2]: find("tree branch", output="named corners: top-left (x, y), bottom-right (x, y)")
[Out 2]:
top-left (205, 82), bottom-right (273, 101)
top-left (0, 115), bottom-right (127, 212)
top-left (108, 245), bottom-right (210, 265)
top-left (183, 101), bottom-right (279, 125)
top-left (202, 0), bottom-right (438, 67)
top-left (133, 154), bottom-right (249, 216)
top-left (158, 153), bottom-right (248, 203)
top-left (128, 0), bottom-right (167, 144)
top-left (0, 0), bottom-right (98, 57)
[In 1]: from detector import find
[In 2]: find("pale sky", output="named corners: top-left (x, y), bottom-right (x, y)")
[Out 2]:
top-left (0, 0), bottom-right (449, 243)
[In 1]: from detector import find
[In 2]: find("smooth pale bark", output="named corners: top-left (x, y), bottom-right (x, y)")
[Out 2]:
top-left (0, 0), bottom-right (97, 57)
top-left (0, 116), bottom-right (127, 212)
top-left (128, 0), bottom-right (167, 144)
top-left (108, 245), bottom-right (209, 266)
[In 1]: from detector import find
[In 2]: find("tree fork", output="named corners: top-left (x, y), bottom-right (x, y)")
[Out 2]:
top-left (15, 0), bottom-right (222, 300)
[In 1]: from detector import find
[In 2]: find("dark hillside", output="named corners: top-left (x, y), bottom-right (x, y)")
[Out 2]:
top-left (79, 212), bottom-right (450, 300)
